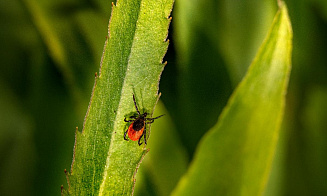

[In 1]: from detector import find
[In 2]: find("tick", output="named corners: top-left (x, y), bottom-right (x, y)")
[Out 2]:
top-left (124, 94), bottom-right (164, 145)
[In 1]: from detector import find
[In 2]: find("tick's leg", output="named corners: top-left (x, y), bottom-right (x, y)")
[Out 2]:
top-left (143, 125), bottom-right (147, 145)
top-left (145, 114), bottom-right (165, 123)
top-left (124, 129), bottom-right (129, 141)
top-left (149, 114), bottom-right (165, 120)
top-left (146, 119), bottom-right (155, 124)
top-left (138, 135), bottom-right (143, 146)
top-left (133, 94), bottom-right (141, 115)
top-left (124, 116), bottom-right (137, 122)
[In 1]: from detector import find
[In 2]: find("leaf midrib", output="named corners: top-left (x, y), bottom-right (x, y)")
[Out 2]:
top-left (98, 1), bottom-right (144, 194)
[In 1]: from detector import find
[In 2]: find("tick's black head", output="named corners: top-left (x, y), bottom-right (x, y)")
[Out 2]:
top-left (132, 117), bottom-right (145, 131)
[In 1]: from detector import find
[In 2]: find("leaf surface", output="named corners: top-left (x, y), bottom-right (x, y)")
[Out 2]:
top-left (62, 0), bottom-right (174, 195)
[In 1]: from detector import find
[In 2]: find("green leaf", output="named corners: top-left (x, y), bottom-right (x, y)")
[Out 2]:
top-left (62, 0), bottom-right (174, 195)
top-left (171, 2), bottom-right (292, 196)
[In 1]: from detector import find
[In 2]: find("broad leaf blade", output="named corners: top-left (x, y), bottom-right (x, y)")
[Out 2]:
top-left (172, 3), bottom-right (292, 196)
top-left (62, 0), bottom-right (174, 195)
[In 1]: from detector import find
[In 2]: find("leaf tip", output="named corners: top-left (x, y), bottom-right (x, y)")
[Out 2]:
top-left (277, 0), bottom-right (284, 8)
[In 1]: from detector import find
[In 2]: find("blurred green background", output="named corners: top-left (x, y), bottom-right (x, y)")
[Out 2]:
top-left (1, 0), bottom-right (327, 195)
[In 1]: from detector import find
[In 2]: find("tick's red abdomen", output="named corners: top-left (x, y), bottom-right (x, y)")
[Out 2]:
top-left (127, 124), bottom-right (144, 141)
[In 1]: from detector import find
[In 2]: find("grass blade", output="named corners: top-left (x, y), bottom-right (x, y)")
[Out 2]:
top-left (172, 3), bottom-right (292, 196)
top-left (62, 0), bottom-right (174, 195)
